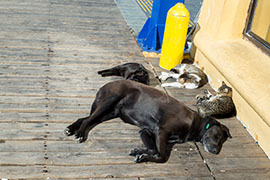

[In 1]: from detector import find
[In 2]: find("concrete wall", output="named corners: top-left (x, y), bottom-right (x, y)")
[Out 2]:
top-left (193, 0), bottom-right (270, 158)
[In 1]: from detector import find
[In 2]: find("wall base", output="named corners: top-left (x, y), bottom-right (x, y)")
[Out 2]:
top-left (194, 49), bottom-right (270, 159)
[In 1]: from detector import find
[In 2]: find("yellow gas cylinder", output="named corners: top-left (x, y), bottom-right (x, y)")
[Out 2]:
top-left (159, 3), bottom-right (190, 70)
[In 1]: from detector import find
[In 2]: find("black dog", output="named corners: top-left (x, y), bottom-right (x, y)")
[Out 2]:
top-left (64, 80), bottom-right (232, 163)
top-left (97, 63), bottom-right (149, 85)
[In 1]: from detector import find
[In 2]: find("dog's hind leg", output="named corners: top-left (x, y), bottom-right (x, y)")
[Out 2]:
top-left (74, 113), bottom-right (116, 143)
top-left (64, 116), bottom-right (89, 136)
top-left (64, 98), bottom-right (99, 136)
top-left (129, 128), bottom-right (158, 157)
top-left (74, 97), bottom-right (120, 143)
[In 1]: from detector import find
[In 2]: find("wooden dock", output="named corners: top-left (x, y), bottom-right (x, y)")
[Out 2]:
top-left (0, 0), bottom-right (269, 179)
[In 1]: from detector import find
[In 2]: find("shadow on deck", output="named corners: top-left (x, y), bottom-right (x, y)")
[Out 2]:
top-left (0, 0), bottom-right (269, 179)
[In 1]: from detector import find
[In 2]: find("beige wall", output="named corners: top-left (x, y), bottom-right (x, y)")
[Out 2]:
top-left (193, 0), bottom-right (270, 157)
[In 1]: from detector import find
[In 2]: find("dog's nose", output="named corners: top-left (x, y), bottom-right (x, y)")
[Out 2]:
top-left (211, 148), bottom-right (220, 154)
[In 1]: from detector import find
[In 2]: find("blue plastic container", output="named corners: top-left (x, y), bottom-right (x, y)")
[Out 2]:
top-left (137, 0), bottom-right (185, 52)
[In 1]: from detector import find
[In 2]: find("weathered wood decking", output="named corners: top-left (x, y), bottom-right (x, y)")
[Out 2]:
top-left (0, 0), bottom-right (269, 179)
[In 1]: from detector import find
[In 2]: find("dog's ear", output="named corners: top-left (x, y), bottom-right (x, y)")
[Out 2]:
top-left (221, 124), bottom-right (232, 138)
top-left (135, 70), bottom-right (145, 77)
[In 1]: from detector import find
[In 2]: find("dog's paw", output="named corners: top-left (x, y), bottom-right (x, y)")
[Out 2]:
top-left (74, 132), bottom-right (87, 143)
top-left (74, 136), bottom-right (85, 143)
top-left (64, 128), bottom-right (72, 136)
top-left (129, 148), bottom-right (138, 156)
top-left (129, 148), bottom-right (146, 156)
top-left (64, 124), bottom-right (79, 136)
top-left (134, 154), bottom-right (149, 163)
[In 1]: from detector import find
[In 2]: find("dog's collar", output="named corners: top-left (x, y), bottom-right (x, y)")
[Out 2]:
top-left (197, 116), bottom-right (220, 141)
top-left (206, 123), bottom-right (210, 130)
top-left (202, 116), bottom-right (220, 129)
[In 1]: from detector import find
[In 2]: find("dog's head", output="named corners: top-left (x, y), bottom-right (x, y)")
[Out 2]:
top-left (125, 65), bottom-right (149, 85)
top-left (200, 118), bottom-right (232, 154)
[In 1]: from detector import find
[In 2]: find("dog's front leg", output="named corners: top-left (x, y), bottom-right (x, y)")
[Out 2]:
top-left (135, 130), bottom-right (170, 163)
top-left (130, 128), bottom-right (158, 157)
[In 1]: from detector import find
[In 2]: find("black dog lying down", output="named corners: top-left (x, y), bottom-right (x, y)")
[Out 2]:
top-left (97, 63), bottom-right (149, 85)
top-left (64, 80), bottom-right (232, 163)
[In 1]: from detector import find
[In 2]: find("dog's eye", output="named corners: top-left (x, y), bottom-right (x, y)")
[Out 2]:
top-left (214, 134), bottom-right (221, 140)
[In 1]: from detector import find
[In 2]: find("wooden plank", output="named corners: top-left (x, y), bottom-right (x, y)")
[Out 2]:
top-left (45, 163), bottom-right (211, 179)
top-left (0, 38), bottom-right (140, 52)
top-left (213, 168), bottom-right (270, 180)
top-left (0, 128), bottom-right (140, 141)
top-left (0, 62), bottom-right (149, 74)
top-left (0, 57), bottom-right (146, 66)
top-left (0, 166), bottom-right (45, 180)
top-left (0, 121), bottom-right (138, 131)
top-left (0, 164), bottom-right (212, 180)
top-left (93, 178), bottom-right (210, 180)
top-left (43, 150), bottom-right (202, 166)
top-left (45, 140), bottom-right (197, 153)
top-left (0, 152), bottom-right (45, 165)
top-left (0, 112), bottom-right (84, 122)
top-left (0, 97), bottom-right (93, 108)
top-left (0, 141), bottom-right (45, 152)
top-left (206, 157), bottom-right (270, 174)
top-left (0, 103), bottom-right (91, 112)
top-left (0, 140), bottom-right (142, 153)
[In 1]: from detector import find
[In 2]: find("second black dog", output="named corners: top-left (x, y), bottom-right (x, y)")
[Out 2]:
top-left (97, 63), bottom-right (149, 85)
